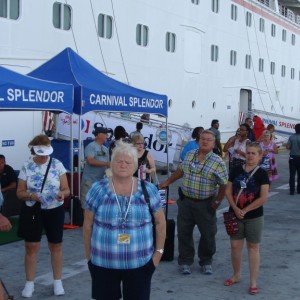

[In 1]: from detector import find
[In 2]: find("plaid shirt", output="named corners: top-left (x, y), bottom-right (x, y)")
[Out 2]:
top-left (180, 150), bottom-right (228, 199)
top-left (86, 178), bottom-right (161, 269)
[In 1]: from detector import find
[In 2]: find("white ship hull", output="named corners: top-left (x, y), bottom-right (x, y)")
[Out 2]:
top-left (1, 0), bottom-right (300, 168)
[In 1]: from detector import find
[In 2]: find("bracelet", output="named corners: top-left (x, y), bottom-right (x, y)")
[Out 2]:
top-left (155, 249), bottom-right (164, 254)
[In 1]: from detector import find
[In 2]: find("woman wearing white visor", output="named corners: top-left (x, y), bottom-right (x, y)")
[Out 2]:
top-left (17, 135), bottom-right (70, 298)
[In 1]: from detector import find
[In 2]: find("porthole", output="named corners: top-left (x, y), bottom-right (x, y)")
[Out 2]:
top-left (192, 100), bottom-right (196, 108)
top-left (213, 102), bottom-right (216, 109)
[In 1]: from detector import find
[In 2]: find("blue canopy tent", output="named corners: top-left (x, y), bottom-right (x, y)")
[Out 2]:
top-left (0, 65), bottom-right (73, 113)
top-left (28, 47), bottom-right (168, 117)
top-left (28, 47), bottom-right (168, 223)
top-left (0, 65), bottom-right (73, 218)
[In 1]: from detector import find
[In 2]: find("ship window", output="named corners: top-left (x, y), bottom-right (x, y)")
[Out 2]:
top-left (245, 54), bottom-right (251, 69)
top-left (271, 24), bottom-right (276, 37)
top-left (166, 32), bottom-right (176, 52)
top-left (168, 99), bottom-right (173, 108)
top-left (259, 58), bottom-right (264, 72)
top-left (192, 100), bottom-right (196, 108)
top-left (246, 11), bottom-right (252, 27)
top-left (136, 24), bottom-right (149, 47)
top-left (231, 4), bottom-right (237, 21)
top-left (212, 101), bottom-right (216, 109)
top-left (291, 34), bottom-right (296, 45)
top-left (211, 45), bottom-right (219, 62)
top-left (291, 68), bottom-right (295, 79)
top-left (191, 0), bottom-right (200, 5)
top-left (281, 65), bottom-right (286, 77)
top-left (230, 50), bottom-right (237, 66)
top-left (98, 14), bottom-right (113, 39)
top-left (270, 62), bottom-right (275, 75)
top-left (212, 0), bottom-right (219, 13)
top-left (53, 2), bottom-right (71, 30)
top-left (282, 29), bottom-right (286, 42)
top-left (0, 0), bottom-right (19, 20)
top-left (259, 18), bottom-right (264, 32)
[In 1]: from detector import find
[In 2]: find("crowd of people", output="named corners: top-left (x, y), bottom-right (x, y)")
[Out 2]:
top-left (0, 116), bottom-right (300, 299)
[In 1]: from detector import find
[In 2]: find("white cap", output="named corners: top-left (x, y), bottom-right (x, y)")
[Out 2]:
top-left (33, 145), bottom-right (53, 156)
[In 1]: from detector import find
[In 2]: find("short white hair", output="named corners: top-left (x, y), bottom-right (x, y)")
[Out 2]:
top-left (111, 141), bottom-right (138, 170)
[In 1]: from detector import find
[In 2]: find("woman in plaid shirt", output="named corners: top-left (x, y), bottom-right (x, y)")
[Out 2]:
top-left (83, 142), bottom-right (166, 300)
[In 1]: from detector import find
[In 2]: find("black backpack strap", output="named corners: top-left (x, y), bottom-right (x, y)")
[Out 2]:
top-left (141, 180), bottom-right (150, 209)
top-left (141, 180), bottom-right (156, 246)
top-left (141, 180), bottom-right (155, 220)
top-left (41, 157), bottom-right (52, 193)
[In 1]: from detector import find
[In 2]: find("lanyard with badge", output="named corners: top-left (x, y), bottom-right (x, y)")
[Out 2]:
top-left (111, 178), bottom-right (134, 245)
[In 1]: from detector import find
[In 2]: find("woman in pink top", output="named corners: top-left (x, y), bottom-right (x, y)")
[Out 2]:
top-left (259, 130), bottom-right (279, 185)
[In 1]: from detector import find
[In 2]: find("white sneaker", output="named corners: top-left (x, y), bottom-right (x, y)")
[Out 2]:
top-left (54, 279), bottom-right (65, 296)
top-left (179, 264), bottom-right (191, 275)
top-left (22, 281), bottom-right (34, 298)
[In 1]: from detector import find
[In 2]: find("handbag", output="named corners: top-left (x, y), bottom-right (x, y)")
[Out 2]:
top-left (18, 158), bottom-right (52, 239)
top-left (223, 166), bottom-right (260, 236)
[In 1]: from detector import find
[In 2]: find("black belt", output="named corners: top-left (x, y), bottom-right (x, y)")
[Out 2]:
top-left (183, 195), bottom-right (213, 202)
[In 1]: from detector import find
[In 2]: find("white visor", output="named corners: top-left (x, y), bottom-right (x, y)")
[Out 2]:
top-left (33, 145), bottom-right (53, 156)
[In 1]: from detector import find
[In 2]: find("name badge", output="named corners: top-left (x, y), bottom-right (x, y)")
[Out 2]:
top-left (117, 233), bottom-right (130, 244)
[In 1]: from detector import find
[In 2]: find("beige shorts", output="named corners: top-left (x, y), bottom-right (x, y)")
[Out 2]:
top-left (230, 216), bottom-right (264, 243)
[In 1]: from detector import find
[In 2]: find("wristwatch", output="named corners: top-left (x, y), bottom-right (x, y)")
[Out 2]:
top-left (156, 249), bottom-right (164, 254)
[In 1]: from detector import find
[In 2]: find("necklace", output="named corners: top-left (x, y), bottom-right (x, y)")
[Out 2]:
top-left (111, 178), bottom-right (134, 224)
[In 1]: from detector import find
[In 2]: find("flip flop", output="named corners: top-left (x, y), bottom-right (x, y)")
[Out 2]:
top-left (248, 287), bottom-right (258, 295)
top-left (224, 278), bottom-right (239, 286)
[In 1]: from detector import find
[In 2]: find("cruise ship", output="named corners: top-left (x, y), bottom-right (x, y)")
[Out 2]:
top-left (1, 0), bottom-right (300, 168)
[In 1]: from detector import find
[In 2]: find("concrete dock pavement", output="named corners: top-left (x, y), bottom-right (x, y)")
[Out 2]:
top-left (0, 150), bottom-right (300, 299)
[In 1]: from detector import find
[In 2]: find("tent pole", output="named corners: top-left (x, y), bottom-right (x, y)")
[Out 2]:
top-left (70, 114), bottom-right (74, 225)
top-left (166, 118), bottom-right (169, 176)
top-left (78, 114), bottom-right (82, 218)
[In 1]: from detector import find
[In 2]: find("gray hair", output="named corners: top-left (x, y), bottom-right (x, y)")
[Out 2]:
top-left (200, 130), bottom-right (216, 141)
top-left (131, 132), bottom-right (144, 144)
top-left (111, 141), bottom-right (138, 170)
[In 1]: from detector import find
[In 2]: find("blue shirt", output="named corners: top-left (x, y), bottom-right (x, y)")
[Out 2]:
top-left (180, 140), bottom-right (199, 161)
top-left (86, 178), bottom-right (162, 269)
